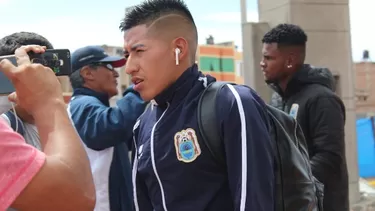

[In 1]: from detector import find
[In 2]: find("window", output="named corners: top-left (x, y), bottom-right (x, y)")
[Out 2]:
top-left (116, 48), bottom-right (123, 56)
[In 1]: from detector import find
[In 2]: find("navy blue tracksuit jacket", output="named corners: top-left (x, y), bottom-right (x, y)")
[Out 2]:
top-left (132, 65), bottom-right (275, 211)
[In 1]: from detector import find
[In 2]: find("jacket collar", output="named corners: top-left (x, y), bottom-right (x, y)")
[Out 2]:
top-left (72, 87), bottom-right (110, 106)
top-left (154, 64), bottom-right (200, 107)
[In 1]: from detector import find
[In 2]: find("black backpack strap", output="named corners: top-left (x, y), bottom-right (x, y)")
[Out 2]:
top-left (197, 81), bottom-right (229, 167)
top-left (3, 110), bottom-right (25, 136)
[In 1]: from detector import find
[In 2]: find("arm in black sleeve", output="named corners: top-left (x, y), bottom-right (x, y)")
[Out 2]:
top-left (308, 96), bottom-right (346, 183)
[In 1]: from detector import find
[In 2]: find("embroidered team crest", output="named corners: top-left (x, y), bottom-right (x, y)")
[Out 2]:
top-left (174, 128), bottom-right (201, 163)
top-left (289, 103), bottom-right (299, 119)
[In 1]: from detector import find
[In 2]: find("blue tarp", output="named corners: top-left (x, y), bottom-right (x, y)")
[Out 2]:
top-left (357, 117), bottom-right (375, 178)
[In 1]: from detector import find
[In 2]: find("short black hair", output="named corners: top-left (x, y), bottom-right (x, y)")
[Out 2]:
top-left (0, 32), bottom-right (53, 56)
top-left (119, 0), bottom-right (195, 31)
top-left (262, 24), bottom-right (307, 47)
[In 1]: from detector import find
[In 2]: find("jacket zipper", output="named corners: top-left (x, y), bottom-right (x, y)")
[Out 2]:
top-left (292, 119), bottom-right (318, 210)
top-left (151, 103), bottom-right (170, 211)
top-left (132, 119), bottom-right (141, 211)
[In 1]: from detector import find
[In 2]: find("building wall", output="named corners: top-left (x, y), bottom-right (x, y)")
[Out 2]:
top-left (197, 45), bottom-right (235, 81)
top-left (102, 45), bottom-right (131, 91)
top-left (58, 76), bottom-right (72, 92)
top-left (234, 51), bottom-right (244, 84)
top-left (101, 45), bottom-right (131, 106)
top-left (196, 42), bottom-right (243, 84)
top-left (58, 76), bottom-right (72, 103)
top-left (63, 93), bottom-right (72, 103)
top-left (355, 62), bottom-right (375, 116)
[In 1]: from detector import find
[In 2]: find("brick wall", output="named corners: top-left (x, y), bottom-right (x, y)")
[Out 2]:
top-left (355, 62), bottom-right (375, 115)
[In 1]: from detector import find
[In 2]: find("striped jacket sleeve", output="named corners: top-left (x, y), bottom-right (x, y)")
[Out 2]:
top-left (216, 84), bottom-right (275, 211)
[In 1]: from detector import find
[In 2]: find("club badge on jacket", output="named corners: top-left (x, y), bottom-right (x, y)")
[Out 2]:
top-left (174, 128), bottom-right (201, 163)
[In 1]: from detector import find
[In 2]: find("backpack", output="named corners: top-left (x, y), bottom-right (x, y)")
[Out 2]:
top-left (197, 81), bottom-right (324, 211)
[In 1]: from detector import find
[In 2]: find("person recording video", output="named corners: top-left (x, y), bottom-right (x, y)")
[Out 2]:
top-left (0, 45), bottom-right (95, 210)
top-left (0, 32), bottom-right (54, 150)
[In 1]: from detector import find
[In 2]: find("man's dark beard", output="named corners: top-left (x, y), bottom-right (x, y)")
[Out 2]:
top-left (265, 78), bottom-right (279, 85)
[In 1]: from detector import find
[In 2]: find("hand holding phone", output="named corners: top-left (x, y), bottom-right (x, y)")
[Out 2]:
top-left (0, 48), bottom-right (71, 76)
top-left (0, 48), bottom-right (72, 95)
top-left (0, 45), bottom-right (65, 114)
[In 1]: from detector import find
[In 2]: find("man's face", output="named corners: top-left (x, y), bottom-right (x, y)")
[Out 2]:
top-left (89, 64), bottom-right (119, 97)
top-left (123, 25), bottom-right (175, 101)
top-left (260, 43), bottom-right (288, 83)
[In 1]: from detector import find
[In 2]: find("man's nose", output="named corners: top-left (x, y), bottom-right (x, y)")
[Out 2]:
top-left (113, 70), bottom-right (119, 78)
top-left (260, 60), bottom-right (265, 67)
top-left (124, 57), bottom-right (137, 75)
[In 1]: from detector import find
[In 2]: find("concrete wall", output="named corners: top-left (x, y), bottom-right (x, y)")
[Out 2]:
top-left (241, 22), bottom-right (272, 101)
top-left (58, 76), bottom-right (72, 93)
top-left (355, 62), bottom-right (375, 115)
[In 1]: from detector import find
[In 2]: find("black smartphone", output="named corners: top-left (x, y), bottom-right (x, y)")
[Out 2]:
top-left (0, 49), bottom-right (72, 95)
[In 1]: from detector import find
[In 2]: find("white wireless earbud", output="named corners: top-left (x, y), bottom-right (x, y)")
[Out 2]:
top-left (175, 48), bottom-right (181, 65)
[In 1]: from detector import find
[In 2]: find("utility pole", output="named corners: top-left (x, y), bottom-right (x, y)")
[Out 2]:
top-left (240, 0), bottom-right (247, 24)
top-left (240, 0), bottom-right (254, 87)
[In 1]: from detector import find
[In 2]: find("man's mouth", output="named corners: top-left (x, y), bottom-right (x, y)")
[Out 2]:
top-left (132, 77), bottom-right (144, 85)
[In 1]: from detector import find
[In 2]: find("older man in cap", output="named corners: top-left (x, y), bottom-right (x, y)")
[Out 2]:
top-left (68, 45), bottom-right (147, 211)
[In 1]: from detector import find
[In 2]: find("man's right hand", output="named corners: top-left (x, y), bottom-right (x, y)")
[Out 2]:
top-left (0, 45), bottom-right (96, 210)
top-left (0, 45), bottom-right (64, 116)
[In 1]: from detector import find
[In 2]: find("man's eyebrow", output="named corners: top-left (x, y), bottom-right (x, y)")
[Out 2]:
top-left (124, 44), bottom-right (145, 54)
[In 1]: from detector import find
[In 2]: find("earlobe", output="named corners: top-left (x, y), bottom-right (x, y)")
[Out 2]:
top-left (285, 58), bottom-right (293, 69)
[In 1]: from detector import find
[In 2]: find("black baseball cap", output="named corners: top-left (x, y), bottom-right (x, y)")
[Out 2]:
top-left (71, 45), bottom-right (125, 72)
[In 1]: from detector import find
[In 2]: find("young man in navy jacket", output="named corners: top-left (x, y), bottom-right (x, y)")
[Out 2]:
top-left (120, 0), bottom-right (275, 210)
